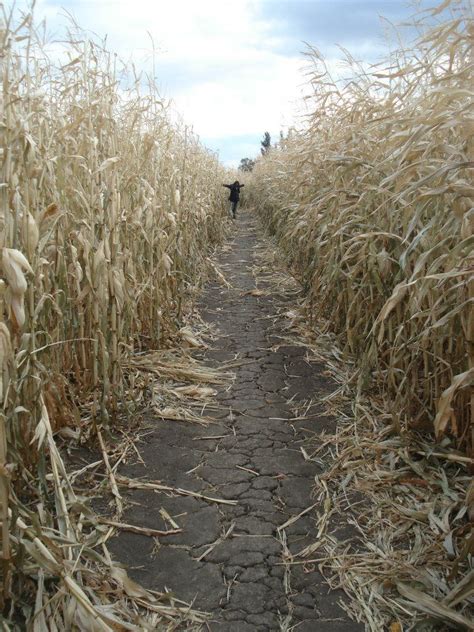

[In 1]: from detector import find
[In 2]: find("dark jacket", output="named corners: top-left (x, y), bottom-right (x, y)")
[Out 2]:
top-left (223, 182), bottom-right (245, 202)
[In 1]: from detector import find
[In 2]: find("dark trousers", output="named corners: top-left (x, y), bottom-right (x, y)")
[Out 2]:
top-left (230, 201), bottom-right (238, 218)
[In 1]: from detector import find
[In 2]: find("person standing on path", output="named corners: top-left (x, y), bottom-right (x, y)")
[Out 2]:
top-left (223, 180), bottom-right (245, 219)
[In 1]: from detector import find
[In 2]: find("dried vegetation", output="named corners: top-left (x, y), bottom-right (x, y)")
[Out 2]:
top-left (248, 1), bottom-right (474, 629)
top-left (254, 239), bottom-right (474, 630)
top-left (249, 0), bottom-right (473, 456)
top-left (0, 5), bottom-right (229, 629)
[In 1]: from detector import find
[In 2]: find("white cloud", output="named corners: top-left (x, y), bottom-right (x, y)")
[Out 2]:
top-left (171, 56), bottom-right (306, 139)
top-left (13, 0), bottom-right (312, 162)
top-left (12, 0), bottom-right (413, 164)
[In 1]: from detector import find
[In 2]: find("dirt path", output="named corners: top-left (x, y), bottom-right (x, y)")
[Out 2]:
top-left (109, 211), bottom-right (363, 631)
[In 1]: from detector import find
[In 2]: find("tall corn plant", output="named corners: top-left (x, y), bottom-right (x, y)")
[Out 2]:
top-left (0, 6), bottom-right (228, 626)
top-left (248, 1), bottom-right (473, 455)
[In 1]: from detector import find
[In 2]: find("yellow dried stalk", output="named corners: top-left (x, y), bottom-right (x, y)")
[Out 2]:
top-left (248, 0), bottom-right (474, 455)
top-left (0, 5), bottom-right (229, 628)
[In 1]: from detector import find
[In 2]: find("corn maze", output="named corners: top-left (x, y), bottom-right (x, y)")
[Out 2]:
top-left (0, 1), bottom-right (473, 630)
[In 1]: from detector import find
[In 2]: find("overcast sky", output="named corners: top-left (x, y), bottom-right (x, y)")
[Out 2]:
top-left (14, 0), bottom-right (447, 166)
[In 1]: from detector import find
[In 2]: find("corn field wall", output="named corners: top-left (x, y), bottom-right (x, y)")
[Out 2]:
top-left (0, 8), bottom-right (229, 620)
top-left (248, 2), bottom-right (474, 456)
top-left (1, 12), bottom-right (229, 418)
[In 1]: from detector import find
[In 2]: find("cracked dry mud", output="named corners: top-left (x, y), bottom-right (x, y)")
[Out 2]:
top-left (109, 211), bottom-right (363, 631)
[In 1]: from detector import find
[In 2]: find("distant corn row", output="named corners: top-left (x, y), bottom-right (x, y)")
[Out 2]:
top-left (0, 8), bottom-right (228, 625)
top-left (249, 2), bottom-right (473, 455)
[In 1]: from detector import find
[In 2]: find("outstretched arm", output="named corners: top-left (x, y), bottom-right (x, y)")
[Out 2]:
top-left (239, 184), bottom-right (245, 188)
top-left (222, 184), bottom-right (231, 189)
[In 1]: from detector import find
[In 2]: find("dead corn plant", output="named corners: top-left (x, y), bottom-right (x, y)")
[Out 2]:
top-left (248, 1), bottom-right (473, 629)
top-left (248, 0), bottom-right (474, 457)
top-left (0, 5), bottom-right (229, 629)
